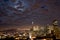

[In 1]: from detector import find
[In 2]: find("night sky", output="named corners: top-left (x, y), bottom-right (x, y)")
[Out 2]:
top-left (0, 0), bottom-right (60, 29)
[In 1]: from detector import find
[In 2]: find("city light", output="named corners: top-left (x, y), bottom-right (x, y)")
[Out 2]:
top-left (43, 39), bottom-right (46, 40)
top-left (0, 20), bottom-right (60, 40)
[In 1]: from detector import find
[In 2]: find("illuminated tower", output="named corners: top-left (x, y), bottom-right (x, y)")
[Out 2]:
top-left (52, 19), bottom-right (58, 34)
top-left (31, 21), bottom-right (40, 31)
top-left (52, 19), bottom-right (60, 39)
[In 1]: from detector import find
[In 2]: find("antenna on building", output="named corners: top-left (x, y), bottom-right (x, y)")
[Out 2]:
top-left (32, 21), bottom-right (34, 25)
top-left (31, 21), bottom-right (34, 29)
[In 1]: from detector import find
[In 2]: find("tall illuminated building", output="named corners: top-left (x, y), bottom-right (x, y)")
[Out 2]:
top-left (31, 21), bottom-right (40, 31)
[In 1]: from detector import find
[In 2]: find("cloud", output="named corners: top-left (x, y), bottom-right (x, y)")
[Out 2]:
top-left (0, 0), bottom-right (60, 27)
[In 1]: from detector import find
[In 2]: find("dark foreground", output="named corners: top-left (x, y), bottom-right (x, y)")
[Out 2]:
top-left (0, 36), bottom-right (60, 40)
